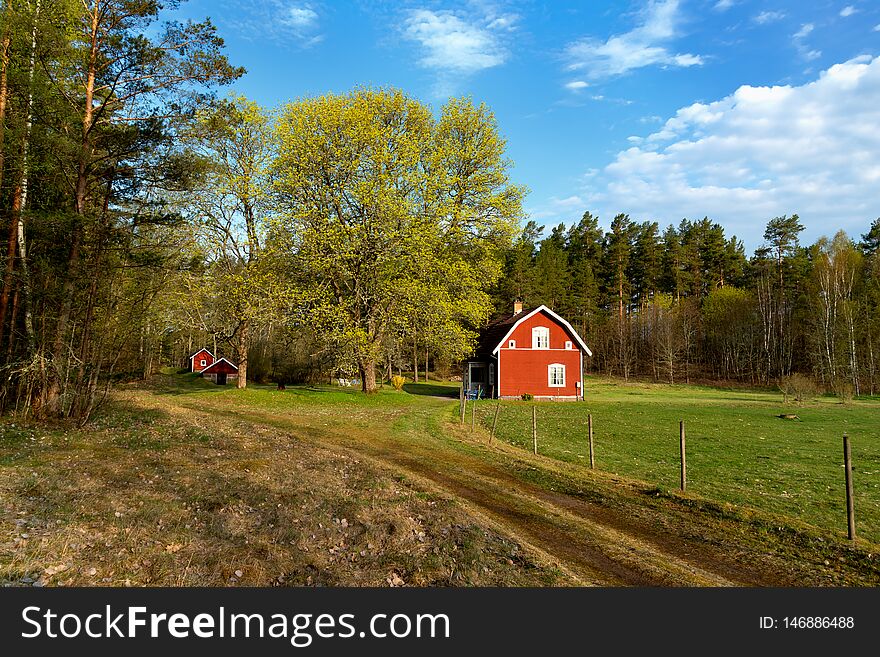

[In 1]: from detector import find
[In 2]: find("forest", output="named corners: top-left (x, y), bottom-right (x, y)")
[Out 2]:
top-left (1, 0), bottom-right (879, 425)
top-left (497, 212), bottom-right (880, 397)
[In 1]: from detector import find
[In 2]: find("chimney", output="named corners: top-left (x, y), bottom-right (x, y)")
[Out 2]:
top-left (513, 300), bottom-right (523, 315)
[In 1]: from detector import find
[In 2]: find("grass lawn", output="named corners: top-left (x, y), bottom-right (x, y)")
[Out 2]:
top-left (473, 378), bottom-right (880, 543)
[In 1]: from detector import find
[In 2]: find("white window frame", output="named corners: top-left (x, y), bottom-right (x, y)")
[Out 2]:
top-left (532, 326), bottom-right (550, 350)
top-left (565, 341), bottom-right (573, 350)
top-left (509, 340), bottom-right (516, 349)
top-left (200, 359), bottom-right (207, 367)
top-left (548, 363), bottom-right (566, 387)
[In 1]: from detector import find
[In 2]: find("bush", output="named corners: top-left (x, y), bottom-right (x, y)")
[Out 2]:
top-left (832, 379), bottom-right (854, 404)
top-left (779, 374), bottom-right (816, 405)
top-left (391, 375), bottom-right (406, 391)
top-left (521, 393), bottom-right (533, 401)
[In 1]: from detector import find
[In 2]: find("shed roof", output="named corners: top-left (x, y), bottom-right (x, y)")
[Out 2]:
top-left (201, 357), bottom-right (238, 374)
top-left (189, 348), bottom-right (214, 361)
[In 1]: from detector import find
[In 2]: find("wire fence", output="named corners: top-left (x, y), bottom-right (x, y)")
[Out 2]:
top-left (457, 395), bottom-right (876, 543)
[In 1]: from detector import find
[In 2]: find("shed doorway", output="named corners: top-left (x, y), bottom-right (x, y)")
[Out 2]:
top-left (217, 372), bottom-right (227, 385)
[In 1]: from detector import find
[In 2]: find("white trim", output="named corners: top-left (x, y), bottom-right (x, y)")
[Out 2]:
top-left (497, 352), bottom-right (502, 399)
top-left (201, 357), bottom-right (239, 373)
top-left (491, 305), bottom-right (592, 357)
top-left (508, 340), bottom-right (516, 349)
top-left (580, 349), bottom-right (584, 400)
top-left (548, 363), bottom-right (566, 387)
top-left (565, 340), bottom-right (573, 350)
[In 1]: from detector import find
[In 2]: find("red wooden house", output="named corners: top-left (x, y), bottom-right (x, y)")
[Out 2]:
top-left (189, 348), bottom-right (215, 373)
top-left (465, 303), bottom-right (592, 400)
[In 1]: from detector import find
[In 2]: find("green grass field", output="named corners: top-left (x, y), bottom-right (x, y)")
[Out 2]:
top-left (472, 378), bottom-right (880, 542)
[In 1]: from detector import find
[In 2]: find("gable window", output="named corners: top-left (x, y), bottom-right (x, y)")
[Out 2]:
top-left (532, 326), bottom-right (550, 349)
top-left (565, 341), bottom-right (573, 350)
top-left (509, 340), bottom-right (516, 349)
top-left (548, 364), bottom-right (566, 387)
top-left (200, 359), bottom-right (207, 367)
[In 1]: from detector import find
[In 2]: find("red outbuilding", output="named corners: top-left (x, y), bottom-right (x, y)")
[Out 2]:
top-left (189, 348), bottom-right (215, 373)
top-left (200, 357), bottom-right (239, 386)
top-left (465, 303), bottom-right (592, 400)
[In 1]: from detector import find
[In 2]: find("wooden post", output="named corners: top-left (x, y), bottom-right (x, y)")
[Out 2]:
top-left (588, 413), bottom-right (595, 469)
top-left (844, 434), bottom-right (856, 540)
top-left (679, 420), bottom-right (686, 492)
top-left (532, 405), bottom-right (537, 455)
top-left (471, 399), bottom-right (476, 433)
top-left (459, 386), bottom-right (465, 425)
top-left (490, 403), bottom-right (500, 444)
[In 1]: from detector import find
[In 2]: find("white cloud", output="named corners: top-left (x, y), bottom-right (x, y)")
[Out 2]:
top-left (753, 11), bottom-right (786, 25)
top-left (589, 56), bottom-right (880, 248)
top-left (565, 80), bottom-right (590, 91)
top-left (282, 5), bottom-right (318, 28)
top-left (713, 0), bottom-right (736, 11)
top-left (226, 1), bottom-right (323, 46)
top-left (528, 195), bottom-right (587, 220)
top-left (875, 23), bottom-right (880, 31)
top-left (840, 5), bottom-right (858, 17)
top-left (564, 0), bottom-right (703, 79)
top-left (404, 9), bottom-right (510, 74)
top-left (793, 23), bottom-right (814, 39)
top-left (793, 23), bottom-right (821, 61)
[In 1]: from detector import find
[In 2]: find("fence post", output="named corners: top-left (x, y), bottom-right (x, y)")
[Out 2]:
top-left (459, 386), bottom-right (465, 425)
top-left (844, 434), bottom-right (856, 540)
top-left (532, 405), bottom-right (538, 455)
top-left (679, 420), bottom-right (686, 492)
top-left (588, 413), bottom-right (595, 470)
top-left (471, 399), bottom-right (476, 433)
top-left (490, 403), bottom-right (500, 444)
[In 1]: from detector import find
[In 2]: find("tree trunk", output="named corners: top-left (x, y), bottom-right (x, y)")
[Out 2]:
top-left (360, 358), bottom-right (377, 393)
top-left (0, 186), bottom-right (21, 349)
top-left (6, 283), bottom-right (18, 361)
top-left (0, 26), bottom-right (9, 204)
top-left (237, 319), bottom-right (248, 389)
top-left (412, 336), bottom-right (418, 382)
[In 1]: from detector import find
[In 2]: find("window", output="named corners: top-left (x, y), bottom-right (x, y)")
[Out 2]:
top-left (565, 341), bottom-right (573, 350)
top-left (509, 340), bottom-right (516, 349)
top-left (548, 364), bottom-right (565, 387)
top-left (468, 363), bottom-right (486, 393)
top-left (532, 326), bottom-right (549, 349)
top-left (200, 359), bottom-right (207, 367)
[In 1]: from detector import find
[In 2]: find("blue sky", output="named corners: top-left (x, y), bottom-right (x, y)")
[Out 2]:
top-left (166, 0), bottom-right (880, 252)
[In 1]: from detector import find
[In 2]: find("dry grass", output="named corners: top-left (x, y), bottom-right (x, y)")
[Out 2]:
top-left (0, 383), bottom-right (566, 587)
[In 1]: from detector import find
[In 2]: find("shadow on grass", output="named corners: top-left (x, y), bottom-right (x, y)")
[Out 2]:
top-left (148, 373), bottom-right (230, 396)
top-left (403, 383), bottom-right (459, 398)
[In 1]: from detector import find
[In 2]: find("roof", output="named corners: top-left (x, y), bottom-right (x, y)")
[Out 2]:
top-left (472, 308), bottom-right (539, 360)
top-left (201, 357), bottom-right (238, 373)
top-left (189, 348), bottom-right (214, 361)
top-left (471, 305), bottom-right (592, 359)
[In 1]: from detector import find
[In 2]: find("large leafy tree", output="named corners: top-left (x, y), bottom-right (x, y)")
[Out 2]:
top-left (272, 89), bottom-right (522, 392)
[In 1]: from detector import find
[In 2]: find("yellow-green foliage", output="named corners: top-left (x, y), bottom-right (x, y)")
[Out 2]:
top-left (270, 88), bottom-right (524, 390)
top-left (391, 375), bottom-right (406, 391)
